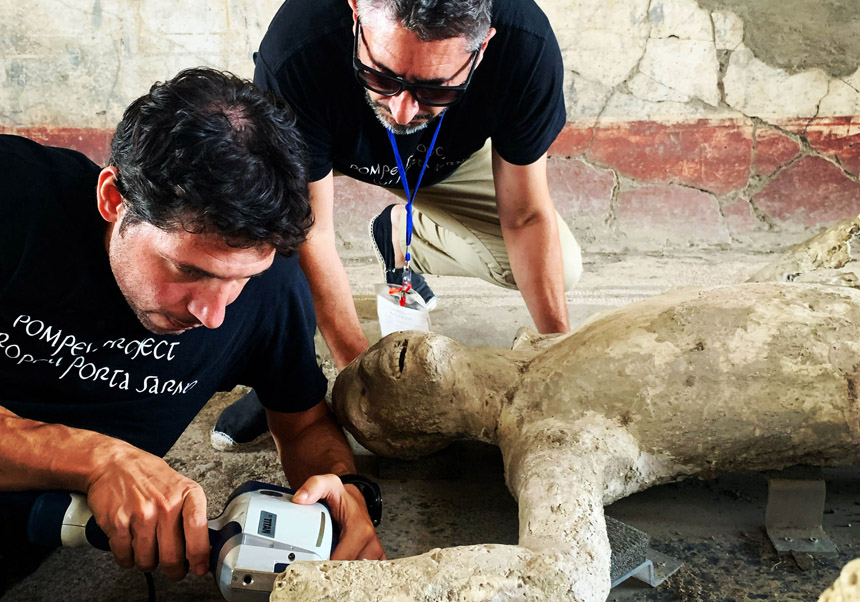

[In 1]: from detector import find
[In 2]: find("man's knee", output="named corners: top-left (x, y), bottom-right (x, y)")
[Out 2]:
top-left (560, 226), bottom-right (583, 292)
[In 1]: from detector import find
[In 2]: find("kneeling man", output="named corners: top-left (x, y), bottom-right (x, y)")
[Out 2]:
top-left (0, 67), bottom-right (383, 593)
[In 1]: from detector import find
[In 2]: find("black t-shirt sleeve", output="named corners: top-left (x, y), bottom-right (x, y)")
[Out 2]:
top-left (254, 49), bottom-right (336, 183)
top-left (0, 156), bottom-right (21, 291)
top-left (232, 256), bottom-right (327, 413)
top-left (490, 28), bottom-right (567, 165)
top-left (0, 135), bottom-right (99, 296)
top-left (0, 137), bottom-right (39, 291)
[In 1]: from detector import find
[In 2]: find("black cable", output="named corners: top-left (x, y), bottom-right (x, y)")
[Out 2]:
top-left (144, 571), bottom-right (156, 602)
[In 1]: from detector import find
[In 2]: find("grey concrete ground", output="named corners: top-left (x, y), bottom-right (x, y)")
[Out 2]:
top-left (5, 249), bottom-right (860, 601)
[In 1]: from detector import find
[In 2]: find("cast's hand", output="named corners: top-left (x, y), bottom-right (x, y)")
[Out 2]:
top-left (292, 474), bottom-right (386, 560)
top-left (84, 444), bottom-right (209, 580)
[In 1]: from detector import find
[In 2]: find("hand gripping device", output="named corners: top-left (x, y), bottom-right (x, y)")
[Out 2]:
top-left (26, 477), bottom-right (381, 601)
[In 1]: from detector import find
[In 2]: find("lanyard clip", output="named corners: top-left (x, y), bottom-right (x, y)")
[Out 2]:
top-left (388, 265), bottom-right (413, 307)
top-left (399, 265), bottom-right (413, 306)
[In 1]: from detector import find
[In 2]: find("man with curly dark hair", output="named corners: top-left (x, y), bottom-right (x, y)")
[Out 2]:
top-left (0, 67), bottom-right (383, 594)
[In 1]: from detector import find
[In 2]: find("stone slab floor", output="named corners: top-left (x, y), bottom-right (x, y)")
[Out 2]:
top-left (5, 249), bottom-right (859, 601)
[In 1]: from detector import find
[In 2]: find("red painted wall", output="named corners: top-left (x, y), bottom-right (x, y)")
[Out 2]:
top-left (4, 120), bottom-right (859, 249)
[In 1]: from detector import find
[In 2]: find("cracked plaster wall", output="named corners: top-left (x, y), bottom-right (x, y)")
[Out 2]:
top-left (539, 0), bottom-right (860, 253)
top-left (1, 0), bottom-right (858, 252)
top-left (0, 0), bottom-right (280, 128)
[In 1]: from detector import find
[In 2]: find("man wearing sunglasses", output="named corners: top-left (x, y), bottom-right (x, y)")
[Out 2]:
top-left (213, 0), bottom-right (582, 448)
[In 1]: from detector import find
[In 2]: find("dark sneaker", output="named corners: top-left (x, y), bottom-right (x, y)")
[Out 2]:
top-left (370, 204), bottom-right (437, 310)
top-left (211, 389), bottom-right (271, 451)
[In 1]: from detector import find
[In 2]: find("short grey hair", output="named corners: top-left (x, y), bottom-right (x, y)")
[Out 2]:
top-left (356, 0), bottom-right (492, 51)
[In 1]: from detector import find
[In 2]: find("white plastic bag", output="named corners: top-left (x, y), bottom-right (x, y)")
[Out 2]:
top-left (375, 283), bottom-right (431, 336)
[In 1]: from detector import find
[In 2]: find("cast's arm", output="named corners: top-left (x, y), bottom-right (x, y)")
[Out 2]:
top-left (0, 404), bottom-right (209, 580)
top-left (266, 401), bottom-right (385, 560)
top-left (298, 173), bottom-right (370, 370)
top-left (493, 149), bottom-right (570, 334)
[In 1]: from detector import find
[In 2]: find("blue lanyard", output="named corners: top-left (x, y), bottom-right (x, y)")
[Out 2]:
top-left (386, 112), bottom-right (445, 269)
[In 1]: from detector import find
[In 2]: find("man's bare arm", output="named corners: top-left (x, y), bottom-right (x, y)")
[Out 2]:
top-left (493, 150), bottom-right (570, 334)
top-left (298, 173), bottom-right (370, 370)
top-left (266, 402), bottom-right (356, 485)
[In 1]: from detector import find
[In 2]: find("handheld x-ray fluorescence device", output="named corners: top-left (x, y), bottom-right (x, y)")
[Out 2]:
top-left (26, 478), bottom-right (382, 602)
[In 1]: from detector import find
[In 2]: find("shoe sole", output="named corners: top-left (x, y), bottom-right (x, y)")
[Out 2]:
top-left (210, 428), bottom-right (274, 452)
top-left (369, 213), bottom-right (389, 279)
top-left (369, 212), bottom-right (437, 311)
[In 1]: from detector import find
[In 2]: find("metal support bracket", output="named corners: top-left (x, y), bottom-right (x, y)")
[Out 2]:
top-left (611, 549), bottom-right (684, 588)
top-left (765, 478), bottom-right (837, 557)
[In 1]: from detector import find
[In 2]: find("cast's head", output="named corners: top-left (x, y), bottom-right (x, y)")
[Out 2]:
top-left (350, 0), bottom-right (496, 134)
top-left (333, 331), bottom-right (471, 457)
top-left (98, 68), bottom-right (312, 335)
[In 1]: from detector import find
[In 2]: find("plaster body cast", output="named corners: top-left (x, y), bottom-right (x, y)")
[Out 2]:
top-left (269, 281), bottom-right (860, 601)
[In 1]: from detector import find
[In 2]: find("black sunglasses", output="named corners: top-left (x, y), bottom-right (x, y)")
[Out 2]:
top-left (352, 20), bottom-right (480, 107)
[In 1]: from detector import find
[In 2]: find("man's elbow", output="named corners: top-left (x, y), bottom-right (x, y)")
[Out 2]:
top-left (500, 207), bottom-right (555, 232)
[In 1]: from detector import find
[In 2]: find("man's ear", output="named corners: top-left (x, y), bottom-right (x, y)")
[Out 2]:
top-left (478, 27), bottom-right (496, 60)
top-left (96, 166), bottom-right (125, 224)
top-left (347, 0), bottom-right (358, 23)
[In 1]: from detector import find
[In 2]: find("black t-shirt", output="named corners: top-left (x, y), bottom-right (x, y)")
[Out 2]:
top-left (254, 0), bottom-right (566, 187)
top-left (0, 135), bottom-right (327, 458)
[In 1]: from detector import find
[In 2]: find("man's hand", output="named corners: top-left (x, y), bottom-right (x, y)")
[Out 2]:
top-left (0, 407), bottom-right (210, 579)
top-left (267, 404), bottom-right (383, 558)
top-left (85, 445), bottom-right (209, 580)
top-left (292, 474), bottom-right (385, 560)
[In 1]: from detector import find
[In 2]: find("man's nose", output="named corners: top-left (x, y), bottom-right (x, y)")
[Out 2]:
top-left (388, 90), bottom-right (420, 125)
top-left (187, 283), bottom-right (236, 329)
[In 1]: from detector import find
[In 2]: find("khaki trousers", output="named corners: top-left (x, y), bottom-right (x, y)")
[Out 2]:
top-left (343, 140), bottom-right (583, 290)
